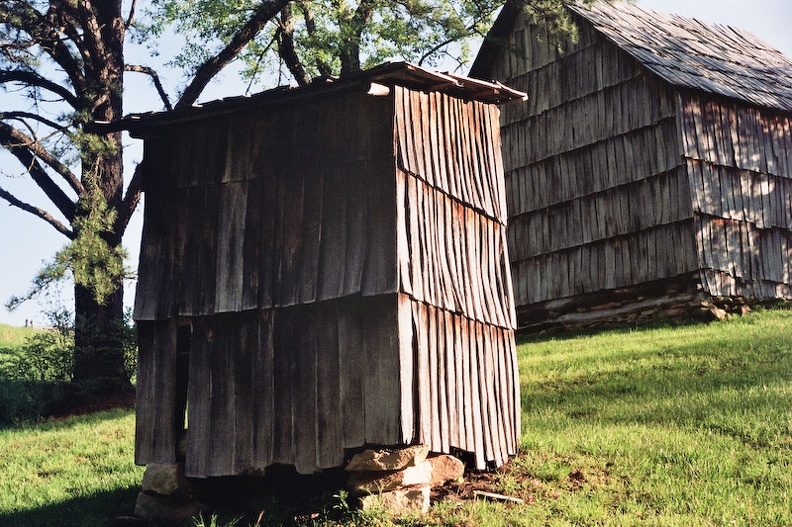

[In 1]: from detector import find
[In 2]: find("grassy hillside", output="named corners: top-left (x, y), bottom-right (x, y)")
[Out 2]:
top-left (1, 308), bottom-right (790, 526)
top-left (0, 323), bottom-right (41, 350)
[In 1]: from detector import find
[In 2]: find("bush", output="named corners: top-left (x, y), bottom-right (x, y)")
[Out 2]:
top-left (0, 308), bottom-right (137, 427)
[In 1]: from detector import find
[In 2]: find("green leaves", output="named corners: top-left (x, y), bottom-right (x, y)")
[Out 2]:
top-left (6, 183), bottom-right (130, 311)
top-left (60, 185), bottom-right (130, 307)
top-left (145, 0), bottom-right (504, 87)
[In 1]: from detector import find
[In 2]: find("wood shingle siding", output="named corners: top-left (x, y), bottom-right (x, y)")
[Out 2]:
top-left (471, 1), bottom-right (792, 330)
top-left (124, 63), bottom-right (525, 476)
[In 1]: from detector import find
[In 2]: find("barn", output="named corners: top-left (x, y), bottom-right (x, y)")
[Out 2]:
top-left (470, 1), bottom-right (792, 330)
top-left (121, 62), bottom-right (525, 477)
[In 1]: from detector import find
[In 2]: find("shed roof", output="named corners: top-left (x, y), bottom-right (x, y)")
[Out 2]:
top-left (472, 1), bottom-right (792, 113)
top-left (103, 61), bottom-right (526, 136)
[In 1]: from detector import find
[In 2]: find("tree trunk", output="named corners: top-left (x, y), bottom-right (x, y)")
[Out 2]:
top-left (70, 0), bottom-right (132, 398)
top-left (73, 281), bottom-right (132, 395)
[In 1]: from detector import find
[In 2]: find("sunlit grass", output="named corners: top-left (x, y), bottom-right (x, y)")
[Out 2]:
top-left (0, 323), bottom-right (41, 351)
top-left (2, 309), bottom-right (792, 526)
top-left (0, 409), bottom-right (142, 527)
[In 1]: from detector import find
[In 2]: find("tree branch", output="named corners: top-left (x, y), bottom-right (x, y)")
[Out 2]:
top-left (76, 0), bottom-right (107, 79)
top-left (0, 121), bottom-right (81, 215)
top-left (0, 186), bottom-right (74, 239)
top-left (18, 3), bottom-right (87, 94)
top-left (339, 0), bottom-right (377, 75)
top-left (0, 111), bottom-right (69, 133)
top-left (0, 70), bottom-right (80, 109)
top-left (125, 64), bottom-right (173, 110)
top-left (277, 5), bottom-right (309, 86)
top-left (114, 160), bottom-right (143, 235)
top-left (176, 0), bottom-right (292, 108)
top-left (125, 0), bottom-right (137, 29)
top-left (296, 0), bottom-right (332, 76)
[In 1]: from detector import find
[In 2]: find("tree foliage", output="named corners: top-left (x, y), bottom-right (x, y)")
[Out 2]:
top-left (143, 0), bottom-right (505, 89)
top-left (1, 0), bottom-right (582, 396)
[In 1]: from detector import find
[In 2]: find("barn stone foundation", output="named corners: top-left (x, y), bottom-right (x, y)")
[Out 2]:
top-left (346, 445), bottom-right (465, 515)
top-left (132, 446), bottom-right (467, 521)
top-left (516, 274), bottom-right (760, 333)
top-left (134, 463), bottom-right (203, 522)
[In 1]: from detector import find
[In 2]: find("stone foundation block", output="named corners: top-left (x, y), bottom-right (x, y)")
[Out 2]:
top-left (346, 444), bottom-right (429, 472)
top-left (359, 484), bottom-right (431, 514)
top-left (348, 461), bottom-right (432, 495)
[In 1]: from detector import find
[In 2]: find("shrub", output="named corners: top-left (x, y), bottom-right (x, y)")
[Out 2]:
top-left (0, 308), bottom-right (137, 426)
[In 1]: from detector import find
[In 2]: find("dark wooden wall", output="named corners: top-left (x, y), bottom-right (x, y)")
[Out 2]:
top-left (681, 93), bottom-right (792, 298)
top-left (134, 89), bottom-right (396, 320)
top-left (134, 84), bottom-right (520, 476)
top-left (483, 12), bottom-right (792, 329)
top-left (489, 18), bottom-right (697, 315)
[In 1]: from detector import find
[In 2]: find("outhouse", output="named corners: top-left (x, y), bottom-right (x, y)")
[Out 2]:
top-left (124, 62), bottom-right (525, 476)
top-left (471, 1), bottom-right (792, 330)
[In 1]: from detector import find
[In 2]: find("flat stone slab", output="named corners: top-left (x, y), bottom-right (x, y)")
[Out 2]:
top-left (359, 484), bottom-right (430, 514)
top-left (348, 461), bottom-right (433, 494)
top-left (134, 492), bottom-right (202, 522)
top-left (141, 463), bottom-right (186, 497)
top-left (346, 445), bottom-right (429, 472)
top-left (427, 454), bottom-right (464, 487)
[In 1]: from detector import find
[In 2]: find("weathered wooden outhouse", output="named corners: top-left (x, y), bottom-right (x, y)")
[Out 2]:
top-left (124, 62), bottom-right (525, 476)
top-left (471, 1), bottom-right (792, 330)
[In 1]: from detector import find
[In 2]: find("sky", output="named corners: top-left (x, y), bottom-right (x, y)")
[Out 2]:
top-left (0, 0), bottom-right (790, 327)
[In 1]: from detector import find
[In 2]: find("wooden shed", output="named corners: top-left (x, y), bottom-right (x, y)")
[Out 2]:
top-left (471, 1), bottom-right (792, 330)
top-left (123, 62), bottom-right (525, 476)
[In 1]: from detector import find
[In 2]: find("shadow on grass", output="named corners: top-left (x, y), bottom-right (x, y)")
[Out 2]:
top-left (0, 391), bottom-right (135, 432)
top-left (0, 486), bottom-right (139, 527)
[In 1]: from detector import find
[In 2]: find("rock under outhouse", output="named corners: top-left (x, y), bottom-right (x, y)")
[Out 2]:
top-left (471, 0), bottom-right (792, 330)
top-left (124, 62), bottom-right (526, 476)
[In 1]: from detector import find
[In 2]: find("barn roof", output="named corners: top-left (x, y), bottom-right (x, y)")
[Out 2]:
top-left (472, 1), bottom-right (792, 113)
top-left (103, 61), bottom-right (526, 136)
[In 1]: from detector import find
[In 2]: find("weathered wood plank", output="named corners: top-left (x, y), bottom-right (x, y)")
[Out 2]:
top-left (316, 305), bottom-right (343, 469)
top-left (317, 165), bottom-right (348, 301)
top-left (207, 316), bottom-right (235, 476)
top-left (396, 170), bottom-right (413, 296)
top-left (338, 301), bottom-right (365, 449)
top-left (470, 321), bottom-right (486, 469)
top-left (344, 161), bottom-right (368, 295)
top-left (407, 174), bottom-right (425, 302)
top-left (215, 182), bottom-right (248, 313)
top-left (185, 318), bottom-right (210, 477)
top-left (251, 310), bottom-right (275, 471)
top-left (293, 308), bottom-right (318, 474)
top-left (297, 165), bottom-right (324, 304)
top-left (272, 310), bottom-right (295, 466)
top-left (427, 303), bottom-right (441, 450)
top-left (414, 301), bottom-right (432, 447)
top-left (364, 296), bottom-right (400, 445)
top-left (233, 314), bottom-right (254, 474)
top-left (278, 162), bottom-right (306, 306)
top-left (397, 294), bottom-right (415, 444)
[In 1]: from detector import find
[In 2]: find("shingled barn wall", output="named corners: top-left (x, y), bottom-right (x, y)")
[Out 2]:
top-left (471, 1), bottom-right (792, 331)
top-left (130, 67), bottom-right (522, 477)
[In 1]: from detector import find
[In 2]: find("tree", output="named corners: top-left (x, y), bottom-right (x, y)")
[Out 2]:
top-left (0, 0), bottom-right (290, 398)
top-left (0, 0), bottom-right (576, 399)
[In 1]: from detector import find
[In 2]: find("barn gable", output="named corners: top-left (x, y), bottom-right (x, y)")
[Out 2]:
top-left (471, 1), bottom-right (792, 330)
top-left (124, 63), bottom-right (525, 476)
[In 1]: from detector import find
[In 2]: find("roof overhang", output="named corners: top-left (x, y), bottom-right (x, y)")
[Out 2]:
top-left (94, 61), bottom-right (527, 137)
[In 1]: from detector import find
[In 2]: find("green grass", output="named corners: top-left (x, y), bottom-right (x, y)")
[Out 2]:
top-left (0, 323), bottom-right (42, 351)
top-left (0, 323), bottom-right (41, 371)
top-left (0, 408), bottom-right (143, 527)
top-left (1, 309), bottom-right (792, 526)
top-left (498, 308), bottom-right (792, 526)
